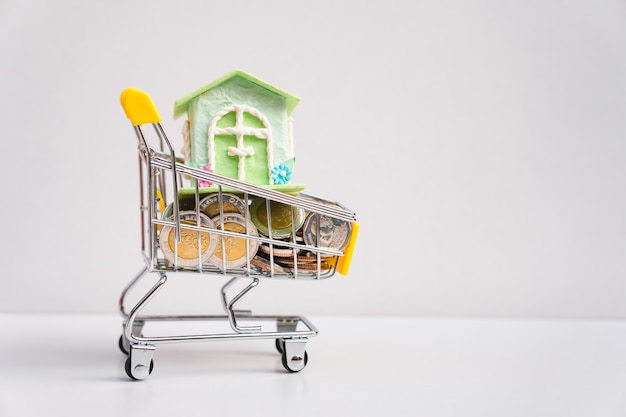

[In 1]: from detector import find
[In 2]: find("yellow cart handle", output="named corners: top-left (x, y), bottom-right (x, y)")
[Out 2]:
top-left (120, 87), bottom-right (162, 126)
top-left (337, 222), bottom-right (359, 275)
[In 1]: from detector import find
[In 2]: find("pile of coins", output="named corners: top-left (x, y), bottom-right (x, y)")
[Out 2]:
top-left (159, 192), bottom-right (352, 275)
top-left (160, 193), bottom-right (258, 269)
top-left (248, 197), bottom-right (352, 274)
top-left (252, 231), bottom-right (336, 274)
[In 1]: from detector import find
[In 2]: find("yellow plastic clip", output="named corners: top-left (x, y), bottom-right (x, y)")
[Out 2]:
top-left (155, 189), bottom-right (166, 230)
top-left (155, 189), bottom-right (165, 214)
top-left (120, 87), bottom-right (162, 126)
top-left (336, 222), bottom-right (360, 276)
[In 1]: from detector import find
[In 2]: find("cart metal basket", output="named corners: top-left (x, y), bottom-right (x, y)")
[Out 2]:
top-left (118, 88), bottom-right (359, 380)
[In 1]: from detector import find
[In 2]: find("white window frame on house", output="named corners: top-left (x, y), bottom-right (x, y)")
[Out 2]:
top-left (206, 104), bottom-right (274, 183)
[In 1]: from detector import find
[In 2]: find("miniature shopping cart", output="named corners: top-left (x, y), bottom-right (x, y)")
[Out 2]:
top-left (117, 88), bottom-right (359, 380)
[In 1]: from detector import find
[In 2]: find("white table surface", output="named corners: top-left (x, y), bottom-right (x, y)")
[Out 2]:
top-left (1, 313), bottom-right (625, 417)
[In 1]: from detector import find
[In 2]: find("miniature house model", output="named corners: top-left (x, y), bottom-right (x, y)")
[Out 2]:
top-left (174, 69), bottom-right (301, 187)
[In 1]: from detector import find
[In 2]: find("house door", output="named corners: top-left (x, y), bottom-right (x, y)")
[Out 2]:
top-left (207, 104), bottom-right (274, 185)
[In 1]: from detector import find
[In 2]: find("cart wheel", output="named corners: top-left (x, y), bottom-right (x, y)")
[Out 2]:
top-left (124, 356), bottom-right (154, 380)
top-left (281, 350), bottom-right (308, 373)
top-left (118, 335), bottom-right (129, 355)
top-left (275, 338), bottom-right (285, 354)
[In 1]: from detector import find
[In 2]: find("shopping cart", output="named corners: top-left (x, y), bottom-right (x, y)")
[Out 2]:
top-left (117, 88), bottom-right (359, 380)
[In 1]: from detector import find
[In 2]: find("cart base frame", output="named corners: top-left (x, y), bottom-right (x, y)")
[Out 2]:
top-left (118, 266), bottom-right (318, 379)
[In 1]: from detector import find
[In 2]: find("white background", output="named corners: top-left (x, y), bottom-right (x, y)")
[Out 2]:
top-left (1, 0), bottom-right (626, 319)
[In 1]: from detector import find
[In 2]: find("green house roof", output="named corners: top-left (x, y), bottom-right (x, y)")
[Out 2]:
top-left (173, 69), bottom-right (301, 119)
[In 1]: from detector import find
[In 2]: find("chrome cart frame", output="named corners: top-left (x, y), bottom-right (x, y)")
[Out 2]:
top-left (118, 88), bottom-right (358, 380)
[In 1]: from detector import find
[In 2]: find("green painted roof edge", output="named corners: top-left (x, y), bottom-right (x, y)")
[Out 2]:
top-left (173, 69), bottom-right (301, 119)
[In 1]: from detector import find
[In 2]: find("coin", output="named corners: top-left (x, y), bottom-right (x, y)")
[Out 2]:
top-left (275, 258), bottom-right (335, 271)
top-left (198, 193), bottom-right (247, 218)
top-left (302, 213), bottom-right (352, 254)
top-left (250, 198), bottom-right (305, 239)
top-left (259, 243), bottom-right (303, 258)
top-left (250, 256), bottom-right (288, 274)
top-left (209, 213), bottom-right (260, 269)
top-left (159, 211), bottom-right (217, 268)
top-left (288, 254), bottom-right (321, 263)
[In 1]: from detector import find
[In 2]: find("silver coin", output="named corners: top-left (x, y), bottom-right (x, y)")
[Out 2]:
top-left (259, 243), bottom-right (303, 258)
top-left (302, 213), bottom-right (351, 253)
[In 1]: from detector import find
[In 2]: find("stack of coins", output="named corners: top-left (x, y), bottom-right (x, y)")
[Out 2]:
top-left (254, 235), bottom-right (335, 274)
top-left (250, 255), bottom-right (289, 275)
top-left (274, 254), bottom-right (335, 272)
top-left (200, 193), bottom-right (260, 269)
top-left (256, 231), bottom-right (302, 256)
top-left (158, 193), bottom-right (352, 276)
top-left (159, 193), bottom-right (258, 270)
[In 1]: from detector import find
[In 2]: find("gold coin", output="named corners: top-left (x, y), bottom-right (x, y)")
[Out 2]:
top-left (209, 213), bottom-right (260, 269)
top-left (169, 222), bottom-right (210, 259)
top-left (198, 193), bottom-right (247, 218)
top-left (159, 211), bottom-right (217, 268)
top-left (250, 198), bottom-right (305, 238)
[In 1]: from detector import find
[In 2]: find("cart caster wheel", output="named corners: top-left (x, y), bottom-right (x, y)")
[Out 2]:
top-left (275, 338), bottom-right (285, 354)
top-left (118, 335), bottom-right (129, 355)
top-left (124, 356), bottom-right (154, 380)
top-left (282, 350), bottom-right (308, 373)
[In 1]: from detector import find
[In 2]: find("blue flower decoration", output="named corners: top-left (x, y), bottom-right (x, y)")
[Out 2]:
top-left (271, 163), bottom-right (292, 185)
